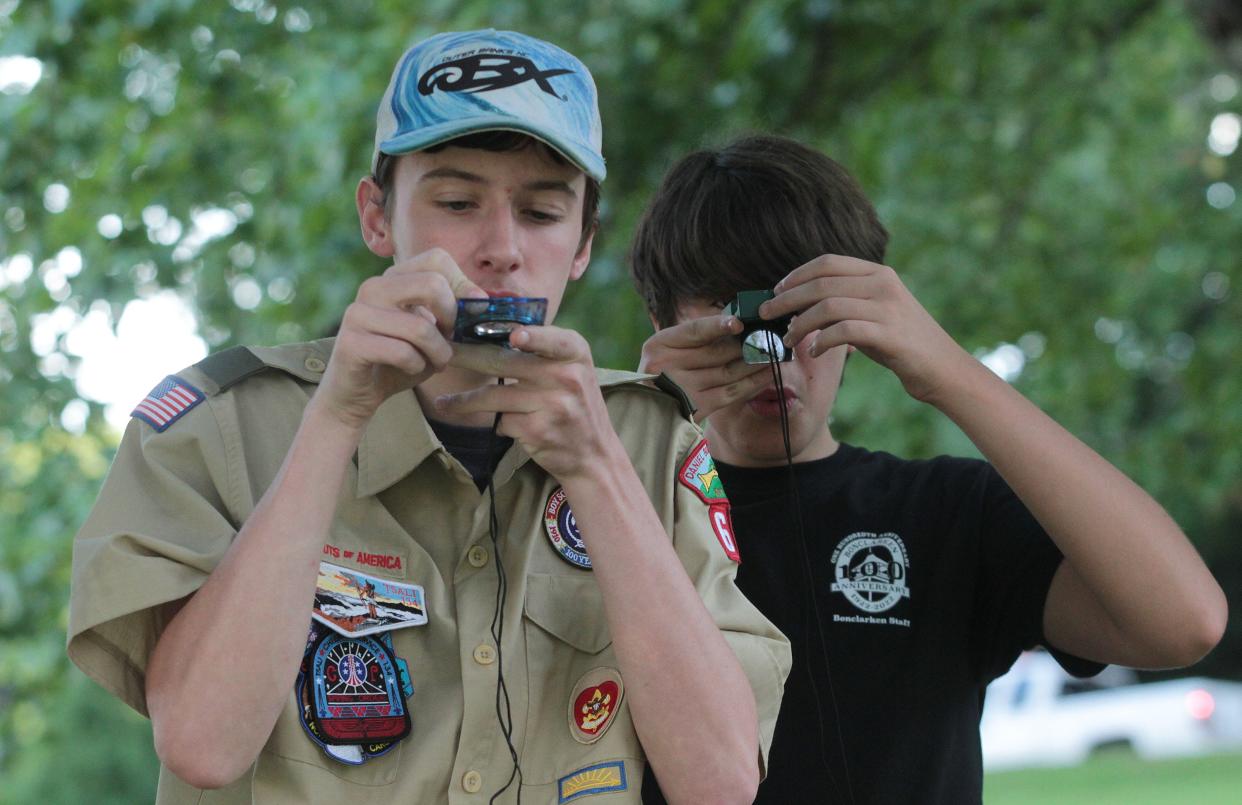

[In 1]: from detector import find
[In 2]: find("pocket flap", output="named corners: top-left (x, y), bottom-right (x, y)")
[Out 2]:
top-left (523, 573), bottom-right (611, 654)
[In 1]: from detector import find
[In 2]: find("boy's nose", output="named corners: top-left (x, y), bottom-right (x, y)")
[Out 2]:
top-left (475, 208), bottom-right (521, 275)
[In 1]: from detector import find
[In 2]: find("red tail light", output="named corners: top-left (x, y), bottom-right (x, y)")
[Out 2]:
top-left (1185, 689), bottom-right (1215, 720)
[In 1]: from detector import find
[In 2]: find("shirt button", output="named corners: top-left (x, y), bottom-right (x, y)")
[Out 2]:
top-left (304, 356), bottom-right (327, 373)
top-left (467, 545), bottom-right (489, 568)
top-left (462, 770), bottom-right (483, 793)
top-left (473, 644), bottom-right (496, 665)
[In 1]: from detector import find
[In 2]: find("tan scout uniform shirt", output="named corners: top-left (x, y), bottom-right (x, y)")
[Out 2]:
top-left (68, 339), bottom-right (790, 804)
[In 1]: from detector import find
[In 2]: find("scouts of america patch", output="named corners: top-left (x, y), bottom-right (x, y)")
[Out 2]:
top-left (678, 440), bottom-right (741, 563)
top-left (130, 375), bottom-right (204, 432)
top-left (558, 761), bottom-right (628, 803)
top-left (296, 624), bottom-right (414, 765)
top-left (544, 487), bottom-right (592, 569)
top-left (568, 667), bottom-right (624, 744)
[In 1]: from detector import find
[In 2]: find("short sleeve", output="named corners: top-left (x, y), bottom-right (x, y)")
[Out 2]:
top-left (66, 397), bottom-right (239, 716)
top-left (969, 464), bottom-right (1103, 683)
top-left (667, 430), bottom-right (792, 776)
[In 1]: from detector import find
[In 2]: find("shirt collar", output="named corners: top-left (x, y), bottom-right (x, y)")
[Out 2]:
top-left (355, 390), bottom-right (439, 498)
top-left (353, 388), bottom-right (536, 496)
top-left (354, 368), bottom-right (656, 497)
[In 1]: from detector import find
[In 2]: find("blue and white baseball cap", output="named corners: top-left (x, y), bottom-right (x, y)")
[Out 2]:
top-left (372, 29), bottom-right (605, 181)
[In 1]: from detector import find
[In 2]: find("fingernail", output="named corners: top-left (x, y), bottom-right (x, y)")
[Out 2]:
top-left (433, 395), bottom-right (448, 410)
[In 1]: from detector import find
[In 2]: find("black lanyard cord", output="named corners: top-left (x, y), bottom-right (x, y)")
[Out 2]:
top-left (486, 378), bottom-right (523, 805)
top-left (766, 334), bottom-right (856, 805)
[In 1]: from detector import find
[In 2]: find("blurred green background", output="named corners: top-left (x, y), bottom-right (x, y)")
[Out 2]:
top-left (2, 0), bottom-right (1241, 801)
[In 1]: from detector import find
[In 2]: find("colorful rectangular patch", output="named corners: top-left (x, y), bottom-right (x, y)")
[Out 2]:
top-left (557, 760), bottom-right (628, 803)
top-left (312, 562), bottom-right (428, 637)
top-left (678, 439), bottom-right (728, 503)
top-left (131, 375), bottom-right (205, 432)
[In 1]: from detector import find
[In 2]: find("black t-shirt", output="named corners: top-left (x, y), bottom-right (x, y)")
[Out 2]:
top-left (735, 444), bottom-right (1098, 804)
top-left (644, 443), bottom-right (1099, 804)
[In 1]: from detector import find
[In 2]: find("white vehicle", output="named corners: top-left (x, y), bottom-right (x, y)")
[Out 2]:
top-left (980, 649), bottom-right (1242, 770)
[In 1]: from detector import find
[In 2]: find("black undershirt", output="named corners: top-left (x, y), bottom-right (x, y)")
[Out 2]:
top-left (426, 418), bottom-right (512, 491)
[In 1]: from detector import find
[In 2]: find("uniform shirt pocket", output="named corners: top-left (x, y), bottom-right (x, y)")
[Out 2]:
top-left (522, 573), bottom-right (641, 786)
top-left (524, 572), bottom-right (612, 654)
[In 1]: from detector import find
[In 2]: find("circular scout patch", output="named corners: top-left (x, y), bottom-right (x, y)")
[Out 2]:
top-left (568, 667), bottom-right (625, 744)
top-left (544, 487), bottom-right (591, 570)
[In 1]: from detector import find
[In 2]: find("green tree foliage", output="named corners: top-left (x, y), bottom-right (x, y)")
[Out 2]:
top-left (2, 0), bottom-right (1239, 799)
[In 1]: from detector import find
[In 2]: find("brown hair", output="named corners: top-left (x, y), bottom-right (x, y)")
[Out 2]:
top-left (629, 134), bottom-right (889, 328)
top-left (372, 131), bottom-right (600, 253)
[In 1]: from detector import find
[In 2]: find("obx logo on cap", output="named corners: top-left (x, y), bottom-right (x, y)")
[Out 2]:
top-left (372, 29), bottom-right (605, 181)
top-left (418, 53), bottom-right (571, 98)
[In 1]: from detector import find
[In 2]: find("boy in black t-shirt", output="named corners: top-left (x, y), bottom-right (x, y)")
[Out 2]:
top-left (629, 134), bottom-right (1227, 803)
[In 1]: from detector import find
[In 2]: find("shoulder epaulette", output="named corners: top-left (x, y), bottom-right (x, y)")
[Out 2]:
top-left (192, 339), bottom-right (332, 394)
top-left (652, 372), bottom-right (698, 422)
top-left (194, 346), bottom-right (268, 393)
top-left (595, 368), bottom-right (698, 422)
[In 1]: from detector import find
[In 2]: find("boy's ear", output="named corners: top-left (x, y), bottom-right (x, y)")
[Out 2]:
top-left (569, 223), bottom-right (595, 282)
top-left (356, 176), bottom-right (395, 258)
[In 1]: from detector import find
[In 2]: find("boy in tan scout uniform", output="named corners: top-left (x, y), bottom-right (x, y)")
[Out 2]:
top-left (67, 31), bottom-right (790, 804)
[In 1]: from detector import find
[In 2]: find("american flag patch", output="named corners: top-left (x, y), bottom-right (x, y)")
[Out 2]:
top-left (131, 375), bottom-right (205, 432)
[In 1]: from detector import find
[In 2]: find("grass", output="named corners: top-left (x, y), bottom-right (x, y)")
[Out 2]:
top-left (983, 751), bottom-right (1242, 804)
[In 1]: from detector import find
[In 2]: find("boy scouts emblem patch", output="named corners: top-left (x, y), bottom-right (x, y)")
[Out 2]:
top-left (312, 562), bottom-right (428, 638)
top-left (557, 760), bottom-right (628, 803)
top-left (130, 375), bottom-right (204, 432)
top-left (678, 440), bottom-right (741, 563)
top-left (544, 487), bottom-right (591, 569)
top-left (568, 667), bottom-right (624, 744)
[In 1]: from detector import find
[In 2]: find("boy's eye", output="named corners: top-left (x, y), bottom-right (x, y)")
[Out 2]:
top-left (437, 200), bottom-right (474, 212)
top-left (525, 208), bottom-right (564, 223)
